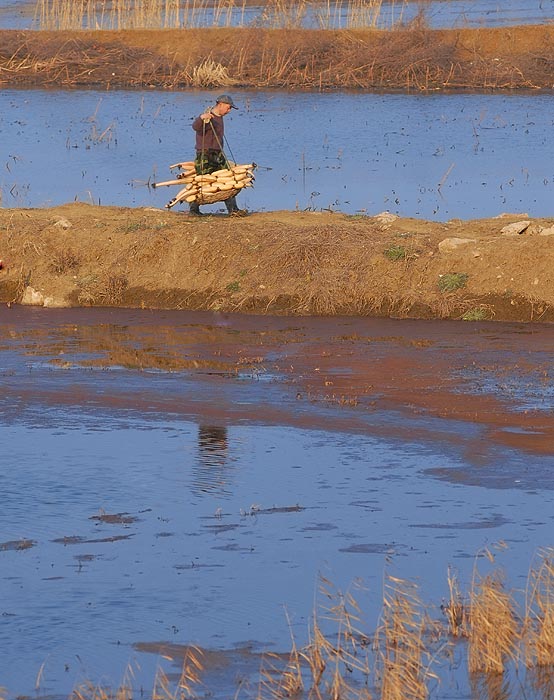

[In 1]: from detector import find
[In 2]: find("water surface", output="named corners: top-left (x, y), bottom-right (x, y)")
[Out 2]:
top-left (2, 89), bottom-right (554, 220)
top-left (2, 307), bottom-right (554, 698)
top-left (0, 0), bottom-right (552, 29)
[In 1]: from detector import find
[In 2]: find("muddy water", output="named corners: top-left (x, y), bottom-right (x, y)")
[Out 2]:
top-left (2, 88), bottom-right (554, 220)
top-left (2, 306), bottom-right (554, 698)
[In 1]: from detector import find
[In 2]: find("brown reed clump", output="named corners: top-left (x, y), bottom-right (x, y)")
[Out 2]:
top-left (17, 551), bottom-right (554, 700)
top-left (467, 560), bottom-right (519, 675)
top-left (523, 547), bottom-right (554, 669)
top-left (374, 574), bottom-right (434, 700)
top-left (442, 566), bottom-right (469, 639)
top-left (72, 661), bottom-right (137, 700)
top-left (300, 576), bottom-right (372, 700)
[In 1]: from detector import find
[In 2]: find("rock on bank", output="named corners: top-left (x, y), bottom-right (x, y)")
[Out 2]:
top-left (1, 203), bottom-right (554, 323)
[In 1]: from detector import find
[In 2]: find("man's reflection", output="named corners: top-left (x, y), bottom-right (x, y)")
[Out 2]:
top-left (192, 424), bottom-right (230, 496)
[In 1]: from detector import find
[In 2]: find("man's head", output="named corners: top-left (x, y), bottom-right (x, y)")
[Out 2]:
top-left (215, 94), bottom-right (238, 115)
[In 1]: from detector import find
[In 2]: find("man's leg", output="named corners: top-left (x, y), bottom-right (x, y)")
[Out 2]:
top-left (189, 201), bottom-right (202, 216)
top-left (225, 196), bottom-right (238, 213)
top-left (225, 196), bottom-right (248, 216)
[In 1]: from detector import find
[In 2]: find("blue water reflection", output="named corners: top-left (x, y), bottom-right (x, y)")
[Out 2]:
top-left (2, 308), bottom-right (554, 698)
top-left (1, 88), bottom-right (554, 220)
top-left (0, 0), bottom-right (552, 29)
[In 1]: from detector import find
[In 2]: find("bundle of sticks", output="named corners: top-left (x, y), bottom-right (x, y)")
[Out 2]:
top-left (153, 161), bottom-right (256, 209)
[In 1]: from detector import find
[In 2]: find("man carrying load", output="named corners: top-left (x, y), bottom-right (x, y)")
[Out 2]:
top-left (191, 94), bottom-right (247, 217)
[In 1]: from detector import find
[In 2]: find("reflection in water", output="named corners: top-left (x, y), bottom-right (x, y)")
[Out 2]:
top-left (530, 666), bottom-right (554, 700)
top-left (192, 425), bottom-right (231, 496)
top-left (470, 672), bottom-right (511, 700)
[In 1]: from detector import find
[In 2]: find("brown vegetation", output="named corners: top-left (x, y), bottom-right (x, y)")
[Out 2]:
top-left (32, 550), bottom-right (554, 700)
top-left (0, 23), bottom-right (553, 91)
top-left (2, 204), bottom-right (554, 324)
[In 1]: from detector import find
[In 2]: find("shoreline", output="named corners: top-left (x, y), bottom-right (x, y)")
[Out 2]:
top-left (1, 24), bottom-right (553, 91)
top-left (2, 203), bottom-right (554, 323)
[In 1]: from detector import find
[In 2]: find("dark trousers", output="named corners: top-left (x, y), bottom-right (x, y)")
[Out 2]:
top-left (190, 150), bottom-right (239, 213)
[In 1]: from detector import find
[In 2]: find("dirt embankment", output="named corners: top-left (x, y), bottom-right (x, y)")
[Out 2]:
top-left (0, 24), bottom-right (553, 91)
top-left (2, 203), bottom-right (554, 323)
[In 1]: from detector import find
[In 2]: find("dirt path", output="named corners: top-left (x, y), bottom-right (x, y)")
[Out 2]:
top-left (2, 203), bottom-right (554, 323)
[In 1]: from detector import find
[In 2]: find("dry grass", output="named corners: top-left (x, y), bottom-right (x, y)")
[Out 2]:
top-left (467, 549), bottom-right (519, 675)
top-left (191, 58), bottom-right (234, 87)
top-left (12, 550), bottom-right (554, 699)
top-left (2, 22), bottom-right (553, 90)
top-left (524, 548), bottom-right (554, 669)
top-left (374, 574), bottom-right (435, 700)
top-left (442, 567), bottom-right (468, 639)
top-left (33, 0), bottom-right (405, 31)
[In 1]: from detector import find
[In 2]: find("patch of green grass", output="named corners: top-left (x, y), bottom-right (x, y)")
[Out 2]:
top-left (462, 307), bottom-right (488, 321)
top-left (384, 244), bottom-right (407, 261)
top-left (226, 281), bottom-right (240, 293)
top-left (438, 272), bottom-right (468, 293)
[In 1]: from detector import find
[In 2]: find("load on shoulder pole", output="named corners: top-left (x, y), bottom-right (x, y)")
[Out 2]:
top-left (153, 162), bottom-right (256, 209)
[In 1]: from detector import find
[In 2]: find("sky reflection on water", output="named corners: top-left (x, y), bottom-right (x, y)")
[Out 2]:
top-left (2, 308), bottom-right (554, 698)
top-left (0, 0), bottom-right (552, 29)
top-left (2, 88), bottom-right (554, 220)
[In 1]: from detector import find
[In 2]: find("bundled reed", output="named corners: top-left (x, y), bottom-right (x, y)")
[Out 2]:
top-left (153, 161), bottom-right (255, 209)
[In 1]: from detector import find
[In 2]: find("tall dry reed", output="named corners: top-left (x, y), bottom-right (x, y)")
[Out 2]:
top-left (467, 550), bottom-right (519, 675)
top-left (33, 0), bottom-right (407, 30)
top-left (374, 574), bottom-right (435, 700)
top-left (524, 547), bottom-right (554, 669)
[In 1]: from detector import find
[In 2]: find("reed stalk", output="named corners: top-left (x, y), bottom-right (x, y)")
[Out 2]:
top-left (467, 564), bottom-right (519, 675)
top-left (33, 0), bottom-right (403, 30)
top-left (523, 547), bottom-right (554, 669)
top-left (374, 574), bottom-right (432, 700)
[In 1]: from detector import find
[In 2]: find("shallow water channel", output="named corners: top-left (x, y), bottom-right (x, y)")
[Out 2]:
top-left (2, 88), bottom-right (554, 220)
top-left (2, 307), bottom-right (554, 698)
top-left (0, 0), bottom-right (552, 29)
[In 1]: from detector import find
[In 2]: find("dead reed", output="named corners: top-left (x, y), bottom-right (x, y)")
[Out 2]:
top-left (442, 567), bottom-right (468, 639)
top-left (33, 0), bottom-right (405, 30)
top-left (13, 548), bottom-right (554, 700)
top-left (374, 574), bottom-right (434, 700)
top-left (467, 550), bottom-right (519, 675)
top-left (524, 547), bottom-right (554, 669)
top-left (3, 22), bottom-right (553, 91)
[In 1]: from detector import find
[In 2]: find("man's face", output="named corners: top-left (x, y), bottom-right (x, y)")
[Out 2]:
top-left (217, 102), bottom-right (233, 116)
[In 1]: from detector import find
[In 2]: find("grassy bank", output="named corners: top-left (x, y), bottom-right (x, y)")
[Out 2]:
top-left (2, 204), bottom-right (554, 323)
top-left (0, 23), bottom-right (553, 91)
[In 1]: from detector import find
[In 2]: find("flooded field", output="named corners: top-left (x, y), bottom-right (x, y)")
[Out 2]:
top-left (2, 88), bottom-right (554, 220)
top-left (1, 0), bottom-right (552, 29)
top-left (2, 306), bottom-right (554, 698)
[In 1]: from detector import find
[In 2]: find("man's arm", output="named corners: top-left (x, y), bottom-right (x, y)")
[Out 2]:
top-left (192, 111), bottom-right (214, 132)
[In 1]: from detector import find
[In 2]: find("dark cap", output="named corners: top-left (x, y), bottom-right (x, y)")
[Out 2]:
top-left (215, 94), bottom-right (238, 109)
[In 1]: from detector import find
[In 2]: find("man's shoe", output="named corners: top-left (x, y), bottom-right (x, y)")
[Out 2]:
top-left (228, 209), bottom-right (248, 217)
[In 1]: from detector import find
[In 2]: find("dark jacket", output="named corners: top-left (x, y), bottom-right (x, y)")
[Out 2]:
top-left (192, 113), bottom-right (224, 153)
